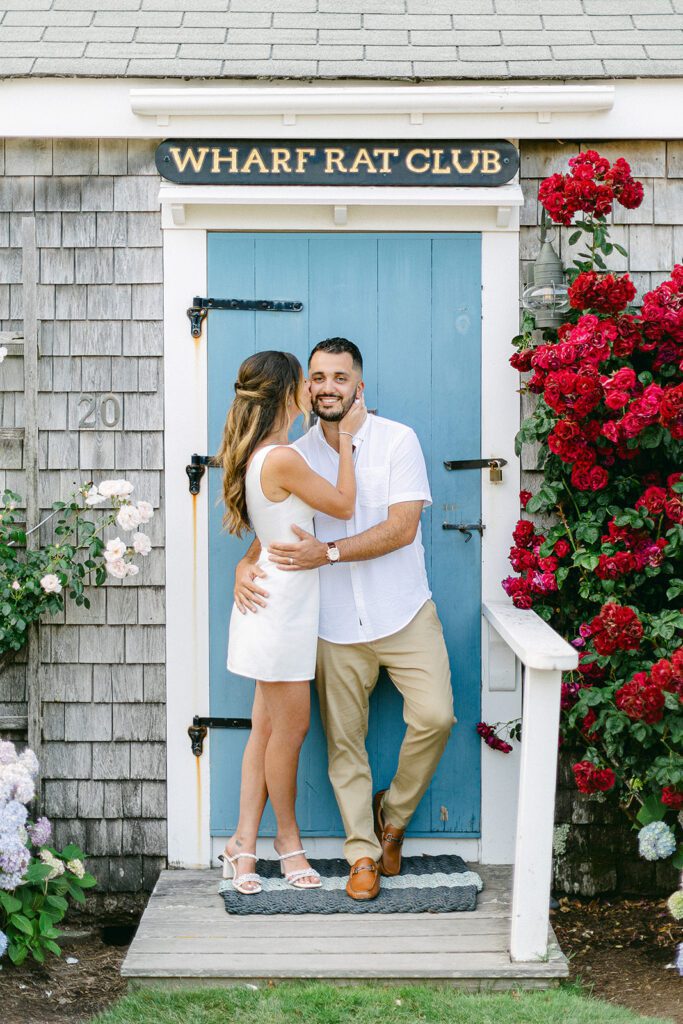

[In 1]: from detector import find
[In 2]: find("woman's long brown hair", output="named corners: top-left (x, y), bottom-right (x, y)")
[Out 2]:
top-left (214, 350), bottom-right (307, 536)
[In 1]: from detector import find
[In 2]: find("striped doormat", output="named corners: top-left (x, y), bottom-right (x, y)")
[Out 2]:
top-left (218, 854), bottom-right (483, 915)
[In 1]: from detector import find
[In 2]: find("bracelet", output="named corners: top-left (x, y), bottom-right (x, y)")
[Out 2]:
top-left (339, 431), bottom-right (354, 437)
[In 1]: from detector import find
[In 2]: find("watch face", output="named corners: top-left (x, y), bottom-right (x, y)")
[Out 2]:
top-left (328, 545), bottom-right (340, 562)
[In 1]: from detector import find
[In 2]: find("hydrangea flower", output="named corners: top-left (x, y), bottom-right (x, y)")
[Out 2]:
top-left (0, 930), bottom-right (7, 958)
top-left (0, 800), bottom-right (28, 833)
top-left (676, 942), bottom-right (683, 977)
top-left (0, 834), bottom-right (30, 890)
top-left (0, 741), bottom-right (17, 766)
top-left (19, 748), bottom-right (39, 777)
top-left (39, 849), bottom-right (65, 880)
top-left (638, 820), bottom-right (677, 861)
top-left (667, 890), bottom-right (683, 921)
top-left (27, 816), bottom-right (52, 848)
top-left (67, 858), bottom-right (85, 879)
top-left (0, 762), bottom-right (35, 805)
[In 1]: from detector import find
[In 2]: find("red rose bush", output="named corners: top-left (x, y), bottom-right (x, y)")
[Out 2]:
top-left (504, 152), bottom-right (683, 868)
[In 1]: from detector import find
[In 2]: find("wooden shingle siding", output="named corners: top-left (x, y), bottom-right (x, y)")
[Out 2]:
top-left (0, 137), bottom-right (165, 892)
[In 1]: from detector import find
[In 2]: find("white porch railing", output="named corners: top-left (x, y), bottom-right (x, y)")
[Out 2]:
top-left (482, 600), bottom-right (579, 962)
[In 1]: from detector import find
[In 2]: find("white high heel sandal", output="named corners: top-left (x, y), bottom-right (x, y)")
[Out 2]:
top-left (277, 848), bottom-right (322, 889)
top-left (217, 850), bottom-right (262, 895)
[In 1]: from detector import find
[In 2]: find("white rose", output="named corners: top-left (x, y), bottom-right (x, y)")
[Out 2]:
top-left (84, 486), bottom-right (106, 507)
top-left (0, 346), bottom-right (7, 363)
top-left (11, 580), bottom-right (20, 590)
top-left (40, 574), bottom-right (62, 594)
top-left (104, 538), bottom-right (127, 562)
top-left (136, 500), bottom-right (154, 524)
top-left (98, 479), bottom-right (134, 498)
top-left (125, 563), bottom-right (140, 577)
top-left (132, 532), bottom-right (152, 556)
top-left (106, 559), bottom-right (129, 579)
top-left (116, 504), bottom-right (142, 531)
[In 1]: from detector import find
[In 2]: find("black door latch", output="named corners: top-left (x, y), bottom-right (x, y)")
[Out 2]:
top-left (442, 522), bottom-right (486, 542)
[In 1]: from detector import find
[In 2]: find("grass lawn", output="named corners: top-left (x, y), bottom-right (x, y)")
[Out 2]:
top-left (88, 981), bottom-right (675, 1024)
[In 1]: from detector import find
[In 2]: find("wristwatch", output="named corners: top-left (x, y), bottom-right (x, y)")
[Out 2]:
top-left (326, 542), bottom-right (341, 564)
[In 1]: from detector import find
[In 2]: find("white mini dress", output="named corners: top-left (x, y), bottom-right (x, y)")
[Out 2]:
top-left (227, 444), bottom-right (320, 682)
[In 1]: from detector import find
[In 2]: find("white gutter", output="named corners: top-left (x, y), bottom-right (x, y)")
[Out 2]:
top-left (131, 84), bottom-right (615, 126)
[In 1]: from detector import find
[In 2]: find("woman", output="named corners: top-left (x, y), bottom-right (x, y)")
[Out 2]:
top-left (215, 350), bottom-right (365, 895)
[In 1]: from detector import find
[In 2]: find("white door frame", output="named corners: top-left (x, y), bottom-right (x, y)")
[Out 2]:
top-left (163, 184), bottom-right (524, 868)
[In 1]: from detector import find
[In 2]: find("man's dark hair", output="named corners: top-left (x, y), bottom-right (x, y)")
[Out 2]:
top-left (309, 337), bottom-right (363, 373)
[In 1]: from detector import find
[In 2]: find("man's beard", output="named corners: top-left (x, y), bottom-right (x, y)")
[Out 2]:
top-left (312, 392), bottom-right (356, 423)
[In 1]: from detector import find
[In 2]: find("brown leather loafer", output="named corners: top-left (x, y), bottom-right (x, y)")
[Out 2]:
top-left (346, 857), bottom-right (381, 901)
top-left (373, 789), bottom-right (405, 877)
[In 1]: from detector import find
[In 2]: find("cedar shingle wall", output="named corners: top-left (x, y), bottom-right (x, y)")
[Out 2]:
top-left (0, 138), bottom-right (165, 893)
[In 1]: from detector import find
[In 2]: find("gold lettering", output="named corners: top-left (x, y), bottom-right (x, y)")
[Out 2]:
top-left (348, 147), bottom-right (377, 174)
top-left (451, 149), bottom-right (480, 174)
top-left (325, 148), bottom-right (348, 173)
top-left (481, 149), bottom-right (502, 174)
top-left (372, 147), bottom-right (400, 174)
top-left (270, 148), bottom-right (292, 174)
top-left (170, 146), bottom-right (210, 173)
top-left (295, 147), bottom-right (316, 173)
top-left (241, 148), bottom-right (270, 174)
top-left (431, 149), bottom-right (452, 175)
top-left (405, 148), bottom-right (431, 173)
top-left (210, 147), bottom-right (239, 174)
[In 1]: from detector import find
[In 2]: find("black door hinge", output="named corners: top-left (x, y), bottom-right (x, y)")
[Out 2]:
top-left (188, 715), bottom-right (252, 757)
top-left (187, 296), bottom-right (304, 339)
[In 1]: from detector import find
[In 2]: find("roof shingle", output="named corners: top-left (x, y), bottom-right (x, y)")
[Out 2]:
top-left (0, 0), bottom-right (681, 79)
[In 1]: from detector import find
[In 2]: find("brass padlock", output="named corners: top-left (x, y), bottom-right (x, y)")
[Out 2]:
top-left (488, 459), bottom-right (503, 483)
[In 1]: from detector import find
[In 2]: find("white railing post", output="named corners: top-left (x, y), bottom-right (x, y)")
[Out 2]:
top-left (481, 601), bottom-right (578, 963)
top-left (509, 665), bottom-right (562, 962)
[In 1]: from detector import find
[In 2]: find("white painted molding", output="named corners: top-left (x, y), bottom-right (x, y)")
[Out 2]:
top-left (158, 182), bottom-right (524, 234)
top-left (131, 84), bottom-right (615, 122)
top-left (483, 600), bottom-right (579, 671)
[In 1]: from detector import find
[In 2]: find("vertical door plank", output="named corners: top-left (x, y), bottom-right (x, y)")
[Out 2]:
top-left (429, 234), bottom-right (482, 835)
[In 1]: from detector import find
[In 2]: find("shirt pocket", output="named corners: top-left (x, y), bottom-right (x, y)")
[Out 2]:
top-left (357, 466), bottom-right (390, 508)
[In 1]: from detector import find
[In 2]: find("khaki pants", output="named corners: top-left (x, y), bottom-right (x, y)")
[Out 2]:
top-left (315, 599), bottom-right (456, 865)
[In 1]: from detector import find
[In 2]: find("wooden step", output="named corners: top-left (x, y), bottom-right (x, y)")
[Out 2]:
top-left (121, 866), bottom-right (568, 990)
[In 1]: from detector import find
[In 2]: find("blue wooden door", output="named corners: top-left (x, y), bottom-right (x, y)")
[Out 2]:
top-left (207, 233), bottom-right (481, 839)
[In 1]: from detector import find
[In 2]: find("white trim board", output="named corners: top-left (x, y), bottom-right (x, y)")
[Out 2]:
top-left (164, 197), bottom-right (522, 870)
top-left (1, 77), bottom-right (683, 139)
top-left (159, 182), bottom-right (524, 232)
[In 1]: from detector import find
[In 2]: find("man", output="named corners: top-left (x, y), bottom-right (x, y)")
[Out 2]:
top-left (234, 338), bottom-right (456, 900)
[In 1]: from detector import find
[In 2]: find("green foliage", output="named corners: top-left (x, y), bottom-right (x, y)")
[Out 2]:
top-left (0, 483), bottom-right (140, 656)
top-left (0, 845), bottom-right (96, 966)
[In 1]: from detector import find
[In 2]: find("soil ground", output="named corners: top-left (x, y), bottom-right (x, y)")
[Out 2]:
top-left (551, 897), bottom-right (682, 1024)
top-left (0, 897), bottom-right (679, 1024)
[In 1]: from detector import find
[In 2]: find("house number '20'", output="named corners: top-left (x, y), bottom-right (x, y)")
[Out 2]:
top-left (78, 393), bottom-right (122, 430)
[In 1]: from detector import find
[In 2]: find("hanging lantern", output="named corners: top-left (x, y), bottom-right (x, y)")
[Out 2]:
top-left (521, 214), bottom-right (570, 329)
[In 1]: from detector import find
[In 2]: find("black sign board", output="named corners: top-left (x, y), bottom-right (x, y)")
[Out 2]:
top-left (156, 139), bottom-right (518, 187)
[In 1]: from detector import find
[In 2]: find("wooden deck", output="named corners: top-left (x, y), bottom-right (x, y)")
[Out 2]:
top-left (121, 865), bottom-right (568, 990)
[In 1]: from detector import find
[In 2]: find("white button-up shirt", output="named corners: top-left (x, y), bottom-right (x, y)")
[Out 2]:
top-left (294, 414), bottom-right (432, 645)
